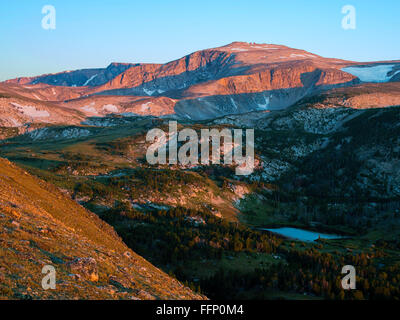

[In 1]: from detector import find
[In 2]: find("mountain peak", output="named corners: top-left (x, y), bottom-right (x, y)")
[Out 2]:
top-left (217, 41), bottom-right (288, 51)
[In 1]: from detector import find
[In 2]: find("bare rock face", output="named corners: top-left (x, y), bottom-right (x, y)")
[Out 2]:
top-left (91, 43), bottom-right (359, 101)
top-left (2, 41), bottom-right (400, 124)
top-left (67, 258), bottom-right (99, 282)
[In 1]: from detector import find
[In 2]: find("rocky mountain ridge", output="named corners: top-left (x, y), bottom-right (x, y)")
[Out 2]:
top-left (2, 42), bottom-right (399, 124)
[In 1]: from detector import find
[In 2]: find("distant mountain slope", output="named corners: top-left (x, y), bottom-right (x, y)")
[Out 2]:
top-left (3, 42), bottom-right (400, 122)
top-left (0, 157), bottom-right (204, 299)
top-left (0, 89), bottom-right (84, 128)
top-left (5, 63), bottom-right (136, 87)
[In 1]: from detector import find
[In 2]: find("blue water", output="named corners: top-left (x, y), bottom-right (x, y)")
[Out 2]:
top-left (262, 227), bottom-right (342, 242)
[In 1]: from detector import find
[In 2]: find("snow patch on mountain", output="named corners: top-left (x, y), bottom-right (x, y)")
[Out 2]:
top-left (9, 118), bottom-right (22, 127)
top-left (230, 48), bottom-right (249, 52)
top-left (83, 74), bottom-right (98, 86)
top-left (230, 97), bottom-right (239, 110)
top-left (143, 88), bottom-right (155, 96)
top-left (257, 95), bottom-right (270, 110)
top-left (140, 102), bottom-right (152, 112)
top-left (342, 64), bottom-right (399, 83)
top-left (11, 103), bottom-right (50, 118)
top-left (81, 103), bottom-right (98, 114)
top-left (250, 45), bottom-right (278, 50)
top-left (102, 104), bottom-right (119, 113)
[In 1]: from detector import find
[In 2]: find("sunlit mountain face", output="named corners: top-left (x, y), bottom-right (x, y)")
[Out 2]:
top-left (1, 40), bottom-right (400, 301)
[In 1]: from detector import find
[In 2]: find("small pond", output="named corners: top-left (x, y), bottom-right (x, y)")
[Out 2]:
top-left (261, 227), bottom-right (343, 242)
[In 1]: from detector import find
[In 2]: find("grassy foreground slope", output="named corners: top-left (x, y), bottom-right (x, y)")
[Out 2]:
top-left (0, 157), bottom-right (204, 300)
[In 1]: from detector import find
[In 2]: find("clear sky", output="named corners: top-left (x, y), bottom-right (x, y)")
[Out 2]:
top-left (0, 0), bottom-right (399, 81)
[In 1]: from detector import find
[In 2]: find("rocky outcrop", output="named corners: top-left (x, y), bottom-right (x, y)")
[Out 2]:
top-left (92, 50), bottom-right (235, 96)
top-left (67, 258), bottom-right (99, 282)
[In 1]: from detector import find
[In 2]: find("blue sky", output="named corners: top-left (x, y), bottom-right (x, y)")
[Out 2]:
top-left (0, 0), bottom-right (399, 81)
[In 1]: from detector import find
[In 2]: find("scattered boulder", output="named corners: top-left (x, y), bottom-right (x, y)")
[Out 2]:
top-left (138, 290), bottom-right (155, 300)
top-left (123, 251), bottom-right (132, 259)
top-left (109, 275), bottom-right (135, 291)
top-left (67, 258), bottom-right (98, 282)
